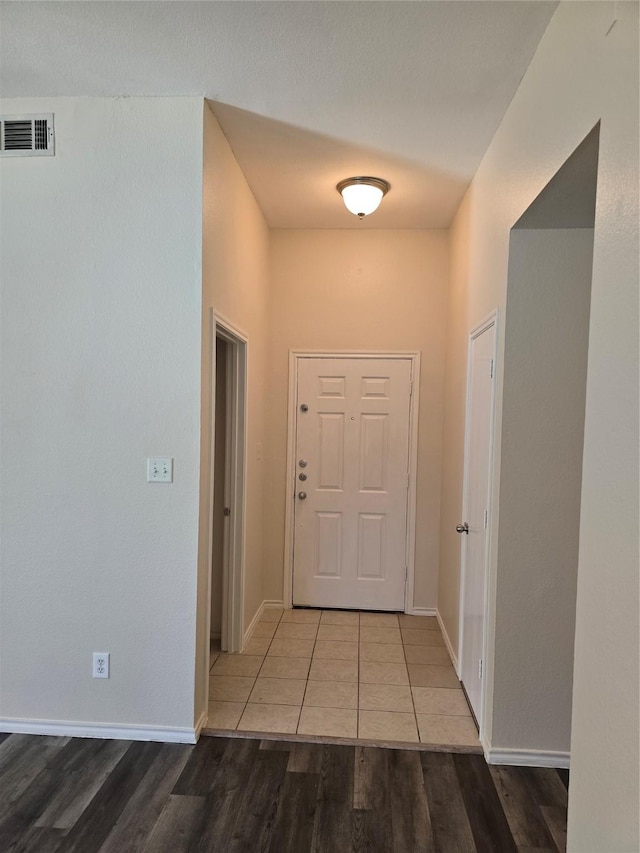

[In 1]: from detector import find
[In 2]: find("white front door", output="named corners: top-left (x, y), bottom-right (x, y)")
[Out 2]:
top-left (292, 357), bottom-right (413, 611)
top-left (459, 318), bottom-right (496, 724)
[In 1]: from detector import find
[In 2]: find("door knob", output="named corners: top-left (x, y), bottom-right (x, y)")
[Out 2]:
top-left (298, 491), bottom-right (307, 500)
top-left (456, 523), bottom-right (469, 534)
top-left (300, 403), bottom-right (309, 412)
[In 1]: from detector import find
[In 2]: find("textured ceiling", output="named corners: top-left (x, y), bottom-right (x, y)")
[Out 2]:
top-left (0, 1), bottom-right (558, 228)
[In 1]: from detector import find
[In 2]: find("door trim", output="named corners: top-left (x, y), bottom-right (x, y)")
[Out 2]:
top-left (457, 310), bottom-right (498, 739)
top-left (283, 350), bottom-right (421, 614)
top-left (204, 310), bottom-right (247, 664)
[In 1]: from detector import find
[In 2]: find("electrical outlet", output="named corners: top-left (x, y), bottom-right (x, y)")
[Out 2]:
top-left (147, 457), bottom-right (173, 483)
top-left (93, 652), bottom-right (110, 679)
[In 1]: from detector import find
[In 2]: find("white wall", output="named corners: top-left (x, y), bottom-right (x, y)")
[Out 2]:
top-left (0, 97), bottom-right (204, 733)
top-left (439, 3), bottom-right (638, 849)
top-left (266, 229), bottom-right (448, 610)
top-left (195, 102), bottom-right (271, 719)
top-left (495, 228), bottom-right (593, 753)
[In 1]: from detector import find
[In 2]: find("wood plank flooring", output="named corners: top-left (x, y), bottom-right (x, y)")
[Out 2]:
top-left (0, 733), bottom-right (568, 852)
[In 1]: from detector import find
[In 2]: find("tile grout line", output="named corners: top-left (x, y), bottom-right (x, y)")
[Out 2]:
top-left (402, 629), bottom-right (421, 744)
top-left (236, 607), bottom-right (283, 730)
top-left (296, 612), bottom-right (321, 733)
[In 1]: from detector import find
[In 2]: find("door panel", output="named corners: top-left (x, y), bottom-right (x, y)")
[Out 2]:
top-left (460, 322), bottom-right (496, 723)
top-left (317, 413), bottom-right (345, 489)
top-left (357, 514), bottom-right (386, 579)
top-left (293, 357), bottom-right (412, 611)
top-left (315, 512), bottom-right (342, 578)
top-left (359, 415), bottom-right (388, 491)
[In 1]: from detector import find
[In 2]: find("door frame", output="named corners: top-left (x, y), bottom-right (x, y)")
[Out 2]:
top-left (457, 310), bottom-right (499, 737)
top-left (283, 350), bottom-right (421, 614)
top-left (204, 310), bottom-right (247, 660)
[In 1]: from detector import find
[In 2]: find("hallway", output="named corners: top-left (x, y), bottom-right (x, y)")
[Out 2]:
top-left (205, 609), bottom-right (480, 749)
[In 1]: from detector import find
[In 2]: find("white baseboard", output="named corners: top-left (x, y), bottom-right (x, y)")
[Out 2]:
top-left (436, 610), bottom-right (459, 673)
top-left (194, 709), bottom-right (208, 740)
top-left (242, 599), bottom-right (285, 648)
top-left (243, 601), bottom-right (265, 648)
top-left (406, 608), bottom-right (460, 673)
top-left (0, 717), bottom-right (198, 744)
top-left (486, 746), bottom-right (570, 769)
top-left (405, 606), bottom-right (438, 617)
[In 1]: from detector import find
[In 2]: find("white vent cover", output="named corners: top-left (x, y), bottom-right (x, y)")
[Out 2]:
top-left (0, 114), bottom-right (54, 156)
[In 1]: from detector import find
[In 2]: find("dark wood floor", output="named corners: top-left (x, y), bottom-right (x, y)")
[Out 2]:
top-left (0, 731), bottom-right (568, 852)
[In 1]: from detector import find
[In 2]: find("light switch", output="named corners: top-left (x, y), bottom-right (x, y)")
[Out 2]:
top-left (147, 457), bottom-right (173, 483)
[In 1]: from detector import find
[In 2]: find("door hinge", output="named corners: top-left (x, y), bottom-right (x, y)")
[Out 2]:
top-left (479, 658), bottom-right (483, 679)
top-left (483, 509), bottom-right (488, 530)
top-left (489, 358), bottom-right (495, 379)
top-left (223, 507), bottom-right (231, 517)
top-left (406, 471), bottom-right (410, 490)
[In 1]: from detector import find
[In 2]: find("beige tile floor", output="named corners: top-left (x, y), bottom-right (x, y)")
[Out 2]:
top-left (205, 609), bottom-right (481, 749)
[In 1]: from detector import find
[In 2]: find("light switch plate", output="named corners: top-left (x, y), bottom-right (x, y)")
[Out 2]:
top-left (147, 457), bottom-right (173, 483)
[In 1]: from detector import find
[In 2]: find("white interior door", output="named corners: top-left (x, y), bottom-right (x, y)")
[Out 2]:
top-left (292, 357), bottom-right (412, 611)
top-left (459, 319), bottom-right (496, 724)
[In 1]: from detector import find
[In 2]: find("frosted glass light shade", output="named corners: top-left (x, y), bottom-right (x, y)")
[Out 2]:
top-left (341, 183), bottom-right (383, 216)
top-left (336, 177), bottom-right (390, 218)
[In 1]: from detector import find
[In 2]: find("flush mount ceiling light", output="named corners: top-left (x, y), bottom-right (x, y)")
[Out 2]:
top-left (336, 176), bottom-right (390, 219)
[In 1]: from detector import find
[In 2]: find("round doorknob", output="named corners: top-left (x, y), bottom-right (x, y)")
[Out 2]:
top-left (456, 523), bottom-right (469, 534)
top-left (300, 403), bottom-right (309, 412)
top-left (298, 491), bottom-right (307, 500)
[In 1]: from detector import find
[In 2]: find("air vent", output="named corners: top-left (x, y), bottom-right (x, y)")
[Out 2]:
top-left (0, 114), bottom-right (54, 156)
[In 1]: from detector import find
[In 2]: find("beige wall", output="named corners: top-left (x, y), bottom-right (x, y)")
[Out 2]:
top-left (438, 196), bottom-right (473, 647)
top-left (439, 3), bottom-right (638, 850)
top-left (196, 103), bottom-right (271, 718)
top-left (265, 229), bottom-right (448, 610)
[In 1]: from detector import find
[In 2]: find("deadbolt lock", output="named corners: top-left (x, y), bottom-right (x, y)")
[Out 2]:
top-left (298, 459), bottom-right (307, 468)
top-left (299, 473), bottom-right (307, 481)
